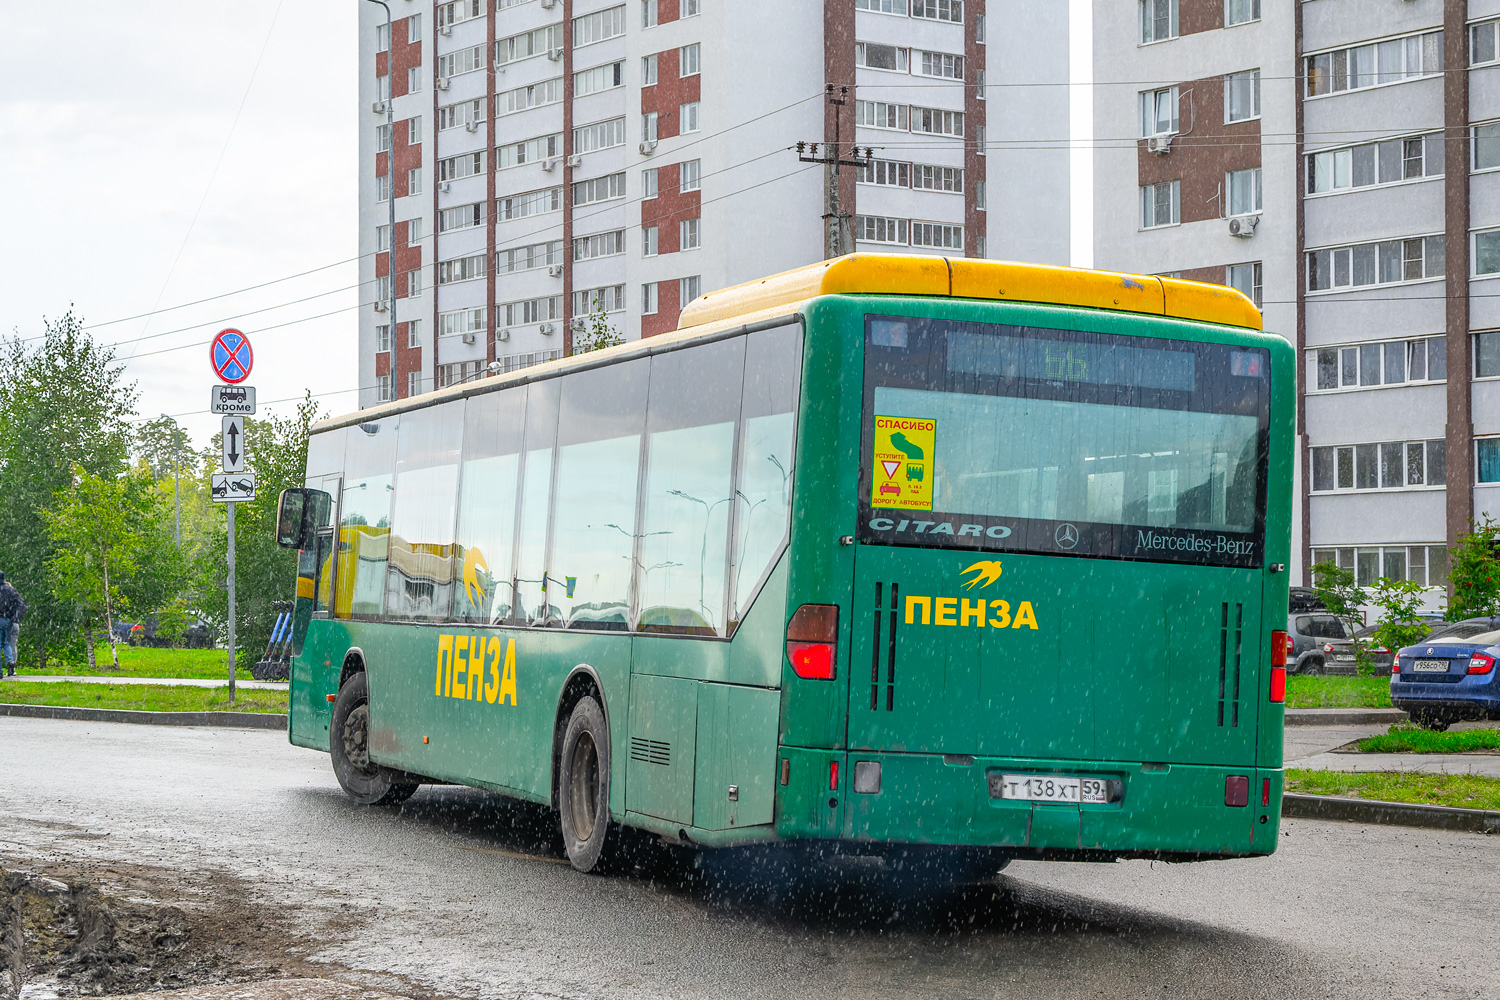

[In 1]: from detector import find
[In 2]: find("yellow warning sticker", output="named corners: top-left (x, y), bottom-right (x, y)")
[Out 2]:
top-left (871, 416), bottom-right (935, 510)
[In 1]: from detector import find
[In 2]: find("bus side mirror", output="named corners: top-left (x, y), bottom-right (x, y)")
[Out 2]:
top-left (276, 489), bottom-right (308, 548)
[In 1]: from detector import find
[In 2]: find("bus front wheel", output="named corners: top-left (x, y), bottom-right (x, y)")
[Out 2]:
top-left (558, 695), bottom-right (612, 873)
top-left (330, 672), bottom-right (419, 806)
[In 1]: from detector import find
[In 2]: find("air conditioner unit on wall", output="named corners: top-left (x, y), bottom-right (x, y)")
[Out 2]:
top-left (1146, 134), bottom-right (1172, 155)
top-left (540, 0), bottom-right (557, 8)
top-left (461, 332), bottom-right (476, 344)
top-left (465, 121), bottom-right (479, 133)
top-left (374, 301), bottom-right (387, 312)
top-left (548, 47), bottom-right (564, 61)
top-left (439, 23), bottom-right (452, 35)
top-left (1228, 215), bottom-right (1260, 238)
top-left (372, 101), bottom-right (387, 114)
top-left (439, 181), bottom-right (450, 193)
top-left (435, 77), bottom-right (450, 90)
top-left (539, 322), bottom-right (556, 335)
top-left (542, 157), bottom-right (559, 172)
top-left (548, 264), bottom-right (564, 277)
top-left (497, 328), bottom-right (511, 342)
top-left (639, 140), bottom-right (657, 156)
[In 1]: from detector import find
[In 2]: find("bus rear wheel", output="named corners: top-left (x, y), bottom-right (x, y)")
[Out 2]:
top-left (558, 695), bottom-right (612, 873)
top-left (330, 671), bottom-right (419, 806)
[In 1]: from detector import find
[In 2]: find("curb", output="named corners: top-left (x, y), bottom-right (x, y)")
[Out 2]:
top-left (1285, 707), bottom-right (1408, 726)
top-left (1283, 792), bottom-right (1500, 833)
top-left (0, 702), bottom-right (287, 730)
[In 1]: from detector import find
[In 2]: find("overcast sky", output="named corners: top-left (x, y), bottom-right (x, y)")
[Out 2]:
top-left (1, 1), bottom-right (358, 449)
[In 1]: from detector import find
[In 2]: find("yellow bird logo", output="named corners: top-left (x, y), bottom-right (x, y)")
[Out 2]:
top-left (960, 560), bottom-right (1004, 590)
top-left (463, 547), bottom-right (489, 608)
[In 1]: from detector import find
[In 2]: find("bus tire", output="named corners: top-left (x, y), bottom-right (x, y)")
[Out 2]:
top-left (558, 695), bottom-right (612, 873)
top-left (330, 671), bottom-right (419, 806)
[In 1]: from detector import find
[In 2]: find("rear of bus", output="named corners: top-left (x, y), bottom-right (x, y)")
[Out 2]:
top-left (773, 283), bottom-right (1292, 860)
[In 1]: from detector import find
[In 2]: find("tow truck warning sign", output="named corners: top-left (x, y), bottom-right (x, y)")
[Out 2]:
top-left (871, 416), bottom-right (935, 511)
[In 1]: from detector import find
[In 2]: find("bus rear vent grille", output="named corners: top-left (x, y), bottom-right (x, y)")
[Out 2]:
top-left (1218, 601), bottom-right (1243, 728)
top-left (630, 738), bottom-right (671, 766)
top-left (870, 581), bottom-right (899, 711)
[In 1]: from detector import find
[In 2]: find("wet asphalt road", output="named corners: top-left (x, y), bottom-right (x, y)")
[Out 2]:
top-left (2, 717), bottom-right (1497, 1000)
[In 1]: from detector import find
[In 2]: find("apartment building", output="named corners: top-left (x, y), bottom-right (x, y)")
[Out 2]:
top-left (356, 0), bottom-right (1071, 408)
top-left (1094, 0), bottom-right (1500, 604)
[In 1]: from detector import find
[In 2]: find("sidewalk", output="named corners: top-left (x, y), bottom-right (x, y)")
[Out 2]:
top-left (2, 674), bottom-right (288, 691)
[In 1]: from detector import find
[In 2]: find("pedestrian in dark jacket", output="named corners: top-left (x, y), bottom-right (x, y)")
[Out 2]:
top-left (0, 572), bottom-right (27, 676)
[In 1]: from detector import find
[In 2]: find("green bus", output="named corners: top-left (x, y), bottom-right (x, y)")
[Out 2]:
top-left (276, 253), bottom-right (1293, 872)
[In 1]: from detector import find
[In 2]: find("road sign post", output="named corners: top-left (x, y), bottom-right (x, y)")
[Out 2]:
top-left (210, 330), bottom-right (254, 702)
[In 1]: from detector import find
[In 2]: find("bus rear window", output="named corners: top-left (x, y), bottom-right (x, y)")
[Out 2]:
top-left (859, 315), bottom-right (1269, 568)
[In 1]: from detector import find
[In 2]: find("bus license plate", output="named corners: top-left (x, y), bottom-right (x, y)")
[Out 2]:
top-left (1412, 659), bottom-right (1449, 673)
top-left (991, 774), bottom-right (1109, 804)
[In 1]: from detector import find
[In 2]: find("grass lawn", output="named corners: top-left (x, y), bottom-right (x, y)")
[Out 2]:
top-left (1355, 724), bottom-right (1500, 754)
top-left (13, 645), bottom-right (251, 681)
top-left (1285, 769), bottom-right (1500, 811)
top-left (0, 680), bottom-right (285, 714)
top-left (1284, 675), bottom-right (1392, 709)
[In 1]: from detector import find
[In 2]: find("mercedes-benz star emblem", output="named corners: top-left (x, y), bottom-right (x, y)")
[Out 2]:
top-left (1054, 523), bottom-right (1080, 550)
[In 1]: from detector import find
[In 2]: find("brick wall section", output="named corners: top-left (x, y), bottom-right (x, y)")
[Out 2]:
top-left (642, 48), bottom-right (700, 142)
top-left (1178, 0), bottom-right (1223, 36)
top-left (390, 18), bottom-right (421, 98)
top-left (642, 277), bottom-right (682, 338)
top-left (640, 161), bottom-right (702, 337)
top-left (965, 0), bottom-right (986, 258)
top-left (825, 0), bottom-right (856, 253)
top-left (375, 351), bottom-right (391, 378)
top-left (1137, 74), bottom-right (1261, 225)
top-left (655, 0), bottom-right (680, 25)
top-left (1176, 264), bottom-right (1224, 284)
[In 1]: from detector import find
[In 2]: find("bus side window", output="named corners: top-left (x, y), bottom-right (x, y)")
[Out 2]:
top-left (730, 323), bottom-right (803, 626)
top-left (453, 388), bottom-right (525, 624)
top-left (385, 404), bottom-right (462, 621)
top-left (338, 417), bottom-right (398, 619)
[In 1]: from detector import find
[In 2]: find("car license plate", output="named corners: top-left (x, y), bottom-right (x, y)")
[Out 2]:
top-left (1331, 654), bottom-right (1354, 662)
top-left (1412, 659), bottom-right (1449, 673)
top-left (990, 773), bottom-right (1110, 804)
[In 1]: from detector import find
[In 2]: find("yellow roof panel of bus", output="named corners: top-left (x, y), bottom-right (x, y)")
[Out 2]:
top-left (676, 253), bottom-right (1262, 332)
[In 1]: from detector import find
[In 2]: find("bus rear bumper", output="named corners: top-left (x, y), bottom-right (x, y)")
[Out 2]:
top-left (775, 748), bottom-right (1282, 859)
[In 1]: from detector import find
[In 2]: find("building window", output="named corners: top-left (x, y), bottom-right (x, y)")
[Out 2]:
top-left (1476, 122), bottom-right (1500, 174)
top-left (503, 296), bottom-right (564, 325)
top-left (575, 60), bottom-right (625, 97)
top-left (407, 372), bottom-right (423, 398)
top-left (438, 98), bottom-right (485, 130)
top-left (1310, 440), bottom-right (1446, 492)
top-left (1313, 338), bottom-right (1446, 390)
top-left (438, 253), bottom-right (487, 285)
top-left (977, 13), bottom-right (985, 39)
top-left (437, 0), bottom-right (482, 27)
top-left (501, 240), bottom-right (564, 273)
top-left (1311, 545), bottom-right (1448, 589)
top-left (376, 274), bottom-right (391, 303)
top-left (409, 320), bottom-right (423, 349)
top-left (642, 167), bottom-right (659, 199)
top-left (1475, 331), bottom-right (1500, 377)
top-left (376, 173), bottom-right (391, 202)
top-left (1308, 236), bottom-right (1444, 290)
top-left (681, 43), bottom-right (701, 77)
top-left (498, 187), bottom-right (562, 221)
top-left (408, 218), bottom-right (422, 244)
top-left (408, 67), bottom-right (423, 93)
top-left (856, 42), bottom-right (910, 73)
top-left (1226, 262), bottom-right (1262, 308)
top-left (438, 307), bottom-right (488, 337)
top-left (437, 361), bottom-right (483, 389)
top-left (680, 217), bottom-right (701, 250)
top-left (1225, 0), bottom-right (1259, 27)
top-left (681, 274), bottom-right (702, 303)
top-left (975, 180), bottom-right (985, 209)
top-left (915, 50), bottom-right (964, 81)
top-left (574, 5), bottom-right (627, 47)
top-left (642, 281), bottom-right (659, 314)
top-left (1475, 231), bottom-right (1500, 276)
top-left (574, 229), bottom-right (626, 261)
top-left (856, 215), bottom-right (909, 245)
top-left (377, 124), bottom-right (391, 152)
top-left (911, 0), bottom-right (961, 23)
top-left (911, 107), bottom-right (964, 137)
top-left (680, 101), bottom-right (701, 134)
top-left (1479, 438), bottom-right (1500, 482)
top-left (1139, 87), bottom-right (1178, 136)
top-left (496, 25), bottom-right (563, 67)
top-left (439, 151), bottom-right (485, 181)
top-left (439, 44), bottom-right (486, 78)
top-left (680, 159), bottom-right (701, 191)
top-left (643, 112), bottom-right (659, 143)
top-left (642, 0), bottom-right (658, 27)
top-left (856, 0), bottom-right (909, 12)
top-left (1225, 70), bottom-right (1261, 123)
top-left (1473, 19), bottom-right (1500, 66)
top-left (912, 164), bottom-right (963, 192)
top-left (439, 202), bottom-right (487, 231)
top-left (573, 172), bottom-right (627, 206)
top-left (407, 270), bottom-right (422, 297)
top-left (857, 158), bottom-right (911, 187)
top-left (376, 324), bottom-right (392, 353)
top-left (1306, 30), bottom-right (1444, 97)
top-left (376, 375), bottom-right (393, 402)
top-left (642, 53), bottom-right (658, 86)
top-left (376, 22), bottom-right (389, 52)
top-left (408, 117), bottom-right (422, 145)
top-left (855, 101), bottom-right (909, 131)
top-left (1139, 180), bottom-right (1180, 228)
top-left (910, 221), bottom-right (963, 250)
top-left (680, 0), bottom-right (701, 17)
top-left (1140, 0), bottom-right (1176, 44)
top-left (1227, 167), bottom-right (1261, 215)
top-left (1308, 132), bottom-right (1444, 193)
top-left (496, 133), bottom-right (561, 169)
top-left (376, 224), bottom-right (391, 251)
top-left (643, 226), bottom-right (658, 256)
top-left (574, 285), bottom-right (627, 316)
top-left (407, 168), bottom-right (422, 196)
top-left (976, 236), bottom-right (986, 258)
top-left (497, 78), bottom-right (563, 116)
top-left (575, 118), bottom-right (627, 154)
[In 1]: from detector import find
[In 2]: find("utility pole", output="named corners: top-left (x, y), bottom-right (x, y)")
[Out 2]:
top-left (798, 85), bottom-right (874, 259)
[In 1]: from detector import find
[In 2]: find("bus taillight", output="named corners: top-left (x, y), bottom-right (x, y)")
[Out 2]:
top-left (787, 604), bottom-right (839, 680)
top-left (1269, 666), bottom-right (1286, 703)
top-left (1271, 630), bottom-right (1287, 668)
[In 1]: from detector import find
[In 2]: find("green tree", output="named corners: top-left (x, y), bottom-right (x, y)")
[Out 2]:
top-left (1445, 517), bottom-right (1500, 621)
top-left (43, 468), bottom-right (160, 669)
top-left (0, 312), bottom-right (136, 668)
top-left (133, 414), bottom-right (192, 482)
top-left (1309, 559), bottom-right (1371, 672)
top-left (191, 393), bottom-right (319, 667)
top-left (572, 304), bottom-right (624, 354)
top-left (1365, 577), bottom-right (1434, 671)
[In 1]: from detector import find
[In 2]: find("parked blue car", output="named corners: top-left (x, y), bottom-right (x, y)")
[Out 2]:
top-left (1392, 618), bottom-right (1500, 730)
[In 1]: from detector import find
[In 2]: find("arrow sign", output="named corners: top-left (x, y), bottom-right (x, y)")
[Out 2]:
top-left (211, 472), bottom-right (256, 503)
top-left (210, 329), bottom-right (253, 384)
top-left (221, 416), bottom-right (245, 473)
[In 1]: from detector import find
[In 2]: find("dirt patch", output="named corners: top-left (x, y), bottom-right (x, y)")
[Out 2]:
top-left (0, 865), bottom-right (329, 1000)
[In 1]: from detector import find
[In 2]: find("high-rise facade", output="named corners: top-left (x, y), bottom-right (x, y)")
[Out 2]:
top-left (357, 0), bottom-right (1071, 409)
top-left (1095, 0), bottom-right (1500, 603)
